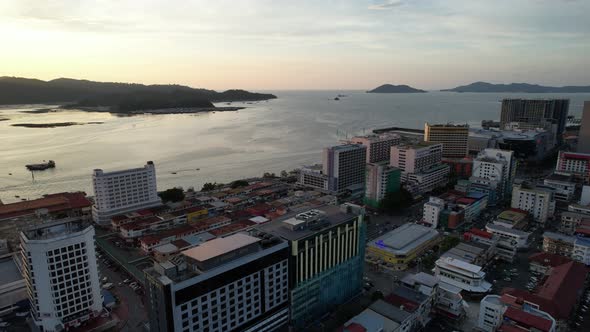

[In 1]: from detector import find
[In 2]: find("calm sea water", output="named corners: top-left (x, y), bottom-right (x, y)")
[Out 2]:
top-left (1, 91), bottom-right (589, 203)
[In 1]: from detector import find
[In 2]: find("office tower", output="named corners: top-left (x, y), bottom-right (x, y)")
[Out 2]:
top-left (145, 232), bottom-right (290, 332)
top-left (500, 99), bottom-right (569, 142)
top-left (424, 123), bottom-right (469, 158)
top-left (323, 144), bottom-right (367, 197)
top-left (20, 219), bottom-right (102, 332)
top-left (390, 142), bottom-right (450, 194)
top-left (364, 162), bottom-right (401, 208)
top-left (555, 151), bottom-right (590, 183)
top-left (258, 204), bottom-right (366, 328)
top-left (511, 183), bottom-right (556, 225)
top-left (579, 101), bottom-right (590, 153)
top-left (350, 132), bottom-right (401, 163)
top-left (92, 161), bottom-right (161, 225)
top-left (469, 149), bottom-right (516, 205)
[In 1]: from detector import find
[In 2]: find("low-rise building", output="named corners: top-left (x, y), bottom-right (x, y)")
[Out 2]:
top-left (529, 252), bottom-right (573, 275)
top-left (542, 231), bottom-right (575, 257)
top-left (572, 236), bottom-right (590, 265)
top-left (543, 173), bottom-right (577, 203)
top-left (463, 228), bottom-right (497, 247)
top-left (422, 197), bottom-right (445, 228)
top-left (494, 209), bottom-right (528, 229)
top-left (434, 257), bottom-right (492, 294)
top-left (477, 294), bottom-right (556, 332)
top-left (0, 253), bottom-right (27, 317)
top-left (366, 223), bottom-right (440, 270)
top-left (298, 164), bottom-right (329, 191)
top-left (555, 151), bottom-right (590, 183)
top-left (560, 211), bottom-right (590, 235)
top-left (421, 191), bottom-right (488, 230)
top-left (441, 242), bottom-right (495, 267)
top-left (486, 223), bottom-right (531, 262)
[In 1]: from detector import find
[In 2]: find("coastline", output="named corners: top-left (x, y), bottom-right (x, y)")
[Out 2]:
top-left (62, 105), bottom-right (245, 114)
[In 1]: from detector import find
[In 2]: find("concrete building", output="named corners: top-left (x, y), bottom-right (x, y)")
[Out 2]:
top-left (0, 253), bottom-right (27, 317)
top-left (323, 144), bottom-right (367, 197)
top-left (468, 128), bottom-right (555, 162)
top-left (555, 151), bottom-right (590, 183)
top-left (351, 132), bottom-right (401, 163)
top-left (298, 164), bottom-right (329, 191)
top-left (542, 231), bottom-right (575, 257)
top-left (422, 191), bottom-right (487, 230)
top-left (366, 223), bottom-right (440, 270)
top-left (338, 306), bottom-right (401, 332)
top-left (441, 241), bottom-right (495, 267)
top-left (572, 236), bottom-right (590, 265)
top-left (560, 211), bottom-right (590, 235)
top-left (578, 101), bottom-right (590, 153)
top-left (442, 157), bottom-right (473, 179)
top-left (424, 123), bottom-right (469, 158)
top-left (257, 204), bottom-right (366, 328)
top-left (434, 257), bottom-right (492, 294)
top-left (364, 163), bottom-right (401, 209)
top-left (469, 149), bottom-right (516, 205)
top-left (390, 142), bottom-right (449, 195)
top-left (500, 98), bottom-right (569, 143)
top-left (145, 232), bottom-right (290, 332)
top-left (542, 173), bottom-right (577, 203)
top-left (581, 185), bottom-right (590, 205)
top-left (511, 183), bottom-right (556, 225)
top-left (20, 219), bottom-right (102, 332)
top-left (494, 209), bottom-right (528, 229)
top-left (477, 294), bottom-right (556, 332)
top-left (422, 197), bottom-right (445, 228)
top-left (0, 192), bottom-right (92, 251)
top-left (92, 161), bottom-right (162, 225)
top-left (485, 223), bottom-right (530, 262)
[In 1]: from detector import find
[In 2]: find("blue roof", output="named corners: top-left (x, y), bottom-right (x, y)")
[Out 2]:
top-left (101, 289), bottom-right (116, 305)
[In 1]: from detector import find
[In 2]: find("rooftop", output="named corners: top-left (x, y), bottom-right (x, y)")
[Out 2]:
top-left (503, 307), bottom-right (553, 332)
top-left (0, 192), bottom-right (91, 220)
top-left (369, 300), bottom-right (412, 324)
top-left (529, 252), bottom-right (572, 267)
top-left (182, 233), bottom-right (260, 262)
top-left (0, 254), bottom-right (23, 286)
top-left (368, 223), bottom-right (439, 256)
top-left (486, 223), bottom-right (531, 237)
top-left (542, 231), bottom-right (575, 244)
top-left (22, 218), bottom-right (89, 241)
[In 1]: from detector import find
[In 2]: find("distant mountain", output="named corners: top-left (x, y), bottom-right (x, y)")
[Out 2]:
top-left (367, 84), bottom-right (426, 93)
top-left (442, 81), bottom-right (590, 93)
top-left (0, 77), bottom-right (276, 111)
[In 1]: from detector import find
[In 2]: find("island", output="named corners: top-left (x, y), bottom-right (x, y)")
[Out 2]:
top-left (367, 84), bottom-right (426, 93)
top-left (12, 122), bottom-right (104, 128)
top-left (442, 81), bottom-right (590, 93)
top-left (0, 77), bottom-right (277, 113)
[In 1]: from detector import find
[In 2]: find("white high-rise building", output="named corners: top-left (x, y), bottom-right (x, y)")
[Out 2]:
top-left (92, 161), bottom-right (161, 225)
top-left (20, 219), bottom-right (102, 332)
top-left (323, 144), bottom-right (367, 197)
top-left (422, 197), bottom-right (445, 228)
top-left (351, 132), bottom-right (401, 163)
top-left (511, 183), bottom-right (556, 225)
top-left (390, 142), bottom-right (449, 194)
top-left (469, 149), bottom-right (516, 205)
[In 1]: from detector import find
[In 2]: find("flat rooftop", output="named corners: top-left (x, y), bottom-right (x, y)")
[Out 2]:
top-left (257, 205), bottom-right (359, 241)
top-left (497, 209), bottom-right (527, 223)
top-left (368, 223), bottom-right (439, 256)
top-left (22, 218), bottom-right (87, 241)
top-left (0, 255), bottom-right (22, 285)
top-left (182, 233), bottom-right (261, 262)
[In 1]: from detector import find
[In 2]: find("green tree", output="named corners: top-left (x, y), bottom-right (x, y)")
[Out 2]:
top-left (379, 188), bottom-right (413, 213)
top-left (201, 182), bottom-right (217, 191)
top-left (158, 188), bottom-right (185, 202)
top-left (280, 170), bottom-right (289, 178)
top-left (440, 236), bottom-right (460, 252)
top-left (230, 180), bottom-right (249, 188)
top-left (262, 172), bottom-right (276, 178)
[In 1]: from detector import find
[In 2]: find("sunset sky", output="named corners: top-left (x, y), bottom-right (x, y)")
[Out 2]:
top-left (1, 0), bottom-right (589, 90)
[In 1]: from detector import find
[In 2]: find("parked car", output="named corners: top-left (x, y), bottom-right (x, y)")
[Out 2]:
top-left (102, 283), bottom-right (114, 290)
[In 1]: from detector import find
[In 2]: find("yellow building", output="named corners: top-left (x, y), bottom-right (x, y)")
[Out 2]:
top-left (366, 223), bottom-right (440, 270)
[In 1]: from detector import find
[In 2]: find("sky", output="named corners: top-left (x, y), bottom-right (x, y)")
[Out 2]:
top-left (1, 0), bottom-right (589, 90)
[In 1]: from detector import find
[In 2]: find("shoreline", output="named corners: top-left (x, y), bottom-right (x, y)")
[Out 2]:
top-left (62, 106), bottom-right (245, 114)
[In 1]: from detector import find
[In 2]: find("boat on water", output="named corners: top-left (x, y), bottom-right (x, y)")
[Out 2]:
top-left (26, 160), bottom-right (55, 171)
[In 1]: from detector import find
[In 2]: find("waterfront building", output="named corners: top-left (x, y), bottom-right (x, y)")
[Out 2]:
top-left (555, 151), bottom-right (590, 183)
top-left (298, 164), bottom-right (329, 191)
top-left (323, 144), bottom-right (367, 197)
top-left (500, 98), bottom-right (569, 143)
top-left (145, 232), bottom-right (290, 332)
top-left (469, 148), bottom-right (516, 205)
top-left (364, 162), bottom-right (401, 209)
top-left (351, 132), bottom-right (401, 163)
top-left (366, 223), bottom-right (440, 270)
top-left (92, 161), bottom-right (162, 225)
top-left (20, 219), bottom-right (102, 332)
top-left (577, 101), bottom-right (590, 153)
top-left (511, 183), bottom-right (556, 225)
top-left (390, 142), bottom-right (449, 195)
top-left (424, 123), bottom-right (469, 158)
top-left (257, 204), bottom-right (366, 328)
top-left (434, 257), bottom-right (492, 294)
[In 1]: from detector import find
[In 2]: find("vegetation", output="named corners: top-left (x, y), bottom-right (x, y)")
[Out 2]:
top-left (158, 188), bottom-right (185, 202)
top-left (201, 182), bottom-right (224, 191)
top-left (262, 172), bottom-right (277, 178)
top-left (379, 188), bottom-right (413, 213)
top-left (439, 236), bottom-right (461, 252)
top-left (230, 180), bottom-right (249, 189)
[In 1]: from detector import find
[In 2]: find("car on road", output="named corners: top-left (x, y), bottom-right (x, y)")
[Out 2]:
top-left (123, 278), bottom-right (132, 284)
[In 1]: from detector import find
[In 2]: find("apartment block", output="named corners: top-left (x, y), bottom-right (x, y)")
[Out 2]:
top-left (424, 123), bottom-right (469, 158)
top-left (351, 132), bottom-right (401, 163)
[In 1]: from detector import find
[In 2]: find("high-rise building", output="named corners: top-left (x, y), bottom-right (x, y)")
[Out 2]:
top-left (298, 164), bottom-right (329, 191)
top-left (363, 162), bottom-right (400, 208)
top-left (323, 144), bottom-right (367, 197)
top-left (258, 204), bottom-right (366, 328)
top-left (92, 161), bottom-right (162, 225)
top-left (145, 232), bottom-right (290, 332)
top-left (469, 149), bottom-right (516, 205)
top-left (511, 182), bottom-right (556, 225)
top-left (20, 219), bottom-right (102, 332)
top-left (578, 101), bottom-right (590, 153)
top-left (555, 151), bottom-right (590, 183)
top-left (424, 123), bottom-right (469, 158)
top-left (500, 99), bottom-right (569, 142)
top-left (350, 132), bottom-right (401, 163)
top-left (390, 142), bottom-right (450, 194)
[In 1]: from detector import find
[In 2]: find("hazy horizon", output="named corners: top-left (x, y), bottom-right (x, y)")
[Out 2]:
top-left (2, 0), bottom-right (589, 90)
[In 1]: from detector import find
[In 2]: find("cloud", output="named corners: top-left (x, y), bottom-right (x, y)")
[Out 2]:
top-left (368, 0), bottom-right (403, 10)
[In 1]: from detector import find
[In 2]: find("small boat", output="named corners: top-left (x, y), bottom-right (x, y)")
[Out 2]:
top-left (26, 160), bottom-right (55, 171)
top-left (15, 195), bottom-right (20, 198)
top-left (196, 168), bottom-right (200, 171)
top-left (21, 198), bottom-right (26, 201)
top-left (171, 172), bottom-right (177, 175)
top-left (334, 97), bottom-right (340, 101)
top-left (8, 173), bottom-right (12, 175)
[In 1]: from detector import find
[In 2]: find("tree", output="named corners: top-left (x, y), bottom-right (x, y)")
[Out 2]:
top-left (230, 180), bottom-right (249, 188)
top-left (262, 172), bottom-right (276, 178)
top-left (158, 188), bottom-right (185, 202)
top-left (201, 182), bottom-right (217, 191)
top-left (280, 170), bottom-right (289, 178)
top-left (379, 188), bottom-right (413, 213)
top-left (440, 236), bottom-right (460, 252)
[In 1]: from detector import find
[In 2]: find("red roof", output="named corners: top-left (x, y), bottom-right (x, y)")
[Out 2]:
top-left (466, 228), bottom-right (493, 239)
top-left (384, 293), bottom-right (419, 312)
top-left (503, 307), bottom-right (553, 332)
top-left (208, 221), bottom-right (254, 236)
top-left (528, 252), bottom-right (572, 267)
top-left (0, 192), bottom-right (91, 220)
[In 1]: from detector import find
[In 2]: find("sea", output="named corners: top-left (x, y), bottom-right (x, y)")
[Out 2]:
top-left (1, 91), bottom-right (589, 203)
